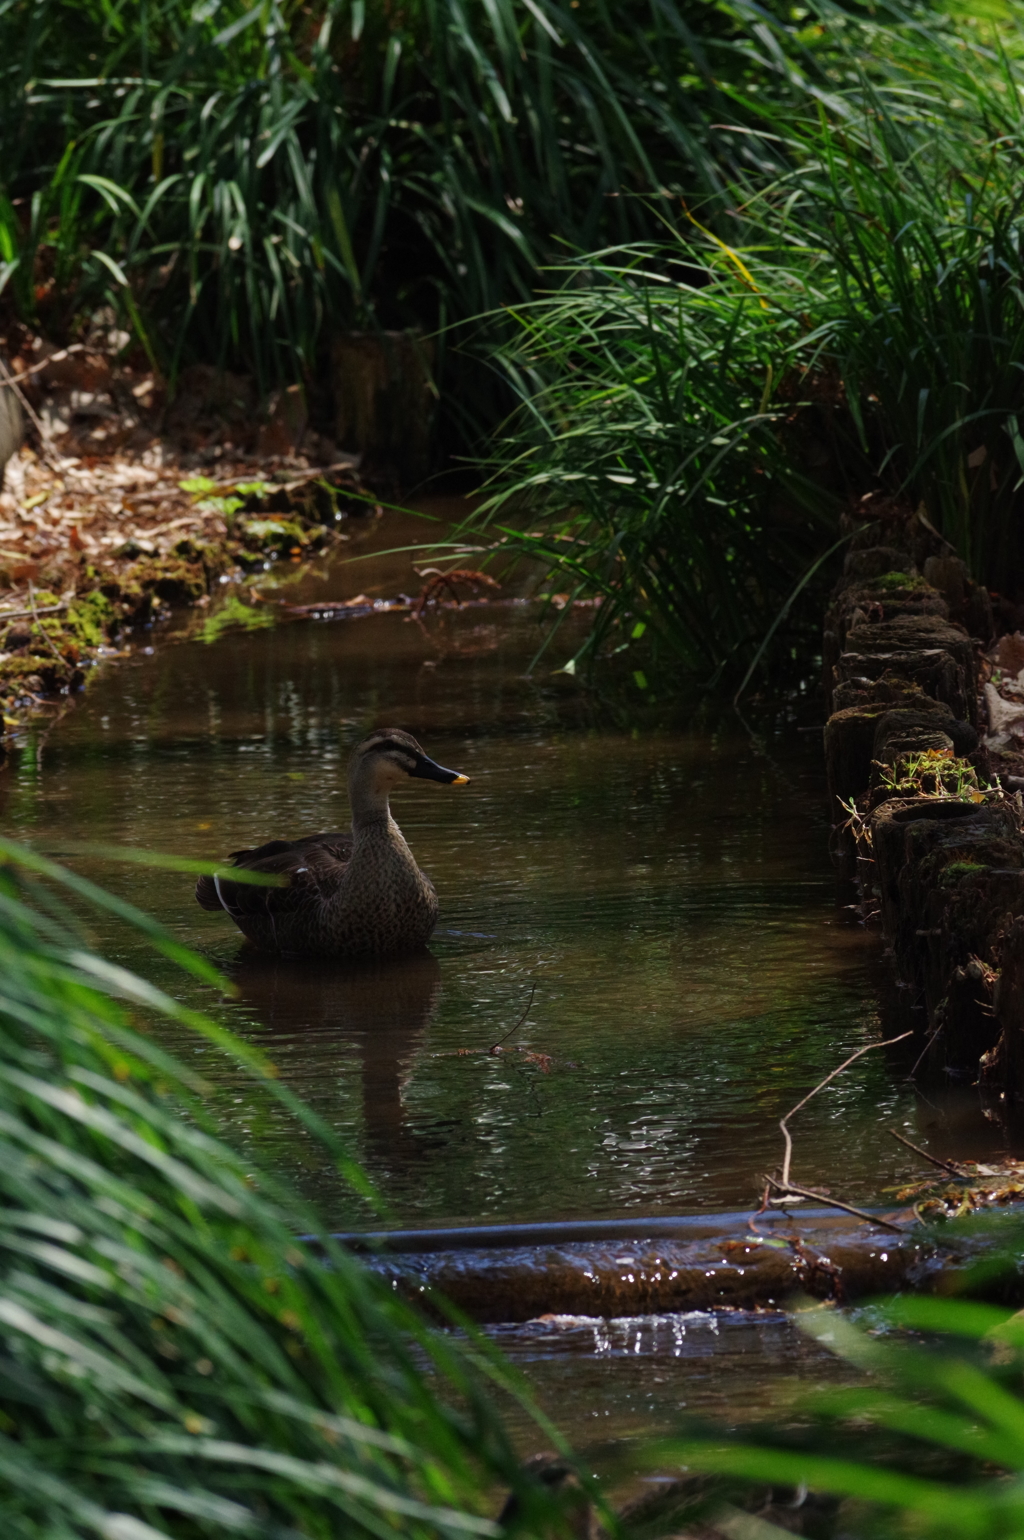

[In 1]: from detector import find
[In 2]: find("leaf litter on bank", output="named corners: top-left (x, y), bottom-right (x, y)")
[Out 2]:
top-left (0, 328), bottom-right (365, 725)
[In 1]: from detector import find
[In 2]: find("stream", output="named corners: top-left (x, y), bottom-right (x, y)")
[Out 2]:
top-left (4, 507), bottom-right (1015, 1485)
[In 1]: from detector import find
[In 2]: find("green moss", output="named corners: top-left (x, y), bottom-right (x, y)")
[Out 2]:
top-left (0, 656), bottom-right (53, 679)
top-left (241, 518), bottom-right (309, 554)
top-left (64, 591), bottom-right (115, 648)
top-left (877, 747), bottom-right (984, 801)
top-left (868, 570), bottom-right (931, 592)
top-left (126, 556), bottom-right (208, 604)
top-left (939, 861), bottom-right (989, 885)
top-left (199, 593), bottom-right (275, 643)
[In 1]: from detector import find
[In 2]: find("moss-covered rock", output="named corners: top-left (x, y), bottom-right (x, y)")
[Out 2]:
top-left (0, 653), bottom-right (84, 695)
top-left (868, 570), bottom-right (934, 593)
top-left (64, 591), bottom-right (116, 648)
top-left (124, 555), bottom-right (208, 605)
top-left (939, 860), bottom-right (990, 885)
top-left (239, 517), bottom-right (310, 555)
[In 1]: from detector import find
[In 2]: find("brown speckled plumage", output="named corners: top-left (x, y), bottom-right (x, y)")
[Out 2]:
top-left (195, 729), bottom-right (469, 957)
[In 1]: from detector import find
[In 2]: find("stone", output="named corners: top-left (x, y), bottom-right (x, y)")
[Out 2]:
top-left (995, 631), bottom-right (1024, 677)
top-left (984, 681), bottom-right (1024, 749)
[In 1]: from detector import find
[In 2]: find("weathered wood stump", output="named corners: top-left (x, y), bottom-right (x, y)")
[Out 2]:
top-left (869, 799), bottom-right (1024, 1073)
top-left (331, 330), bottom-right (437, 491)
top-left (0, 367), bottom-right (23, 479)
top-left (820, 504), bottom-right (1024, 1096)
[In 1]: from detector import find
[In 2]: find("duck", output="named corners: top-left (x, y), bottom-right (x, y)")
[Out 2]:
top-left (195, 729), bottom-right (469, 957)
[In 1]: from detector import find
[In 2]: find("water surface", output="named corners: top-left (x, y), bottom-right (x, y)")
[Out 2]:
top-left (7, 511), bottom-right (1006, 1459)
top-left (5, 514), bottom-right (990, 1234)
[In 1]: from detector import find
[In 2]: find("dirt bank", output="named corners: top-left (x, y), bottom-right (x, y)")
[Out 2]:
top-left (0, 333), bottom-right (366, 741)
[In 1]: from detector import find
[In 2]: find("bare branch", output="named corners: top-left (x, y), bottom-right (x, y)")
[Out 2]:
top-left (888, 1127), bottom-right (966, 1179)
top-left (490, 981), bottom-right (536, 1055)
top-left (780, 1032), bottom-right (913, 1189)
top-left (764, 1174), bottom-right (905, 1233)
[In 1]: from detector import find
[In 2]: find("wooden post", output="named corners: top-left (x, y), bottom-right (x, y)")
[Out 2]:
top-left (0, 363), bottom-right (23, 478)
top-left (331, 331), bottom-right (437, 491)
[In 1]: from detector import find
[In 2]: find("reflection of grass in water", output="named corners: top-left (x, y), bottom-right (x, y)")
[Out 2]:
top-left (200, 592), bottom-right (276, 643)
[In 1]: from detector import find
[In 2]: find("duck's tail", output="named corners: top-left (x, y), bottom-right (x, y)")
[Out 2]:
top-left (195, 874), bottom-right (224, 911)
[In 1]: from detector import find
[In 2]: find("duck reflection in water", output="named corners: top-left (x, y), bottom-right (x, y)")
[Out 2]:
top-left (225, 949), bottom-right (442, 1162)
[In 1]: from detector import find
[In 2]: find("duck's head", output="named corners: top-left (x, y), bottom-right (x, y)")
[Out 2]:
top-left (349, 729), bottom-right (470, 800)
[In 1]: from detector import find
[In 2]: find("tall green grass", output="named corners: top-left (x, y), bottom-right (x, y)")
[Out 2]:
top-left (449, 2), bottom-right (1024, 679)
top-left (727, 2), bottom-right (1024, 593)
top-left (661, 1285), bottom-right (1024, 1538)
top-left (458, 242), bottom-right (835, 685)
top-left (0, 838), bottom-right (580, 1538)
top-left (0, 0), bottom-right (785, 400)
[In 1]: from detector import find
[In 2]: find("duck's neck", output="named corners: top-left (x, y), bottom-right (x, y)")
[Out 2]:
top-left (348, 781), bottom-right (419, 874)
top-left (349, 777), bottom-right (397, 837)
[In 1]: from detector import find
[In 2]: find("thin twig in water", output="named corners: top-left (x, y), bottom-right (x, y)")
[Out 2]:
top-left (490, 981), bottom-right (536, 1055)
top-left (779, 1032), bottom-right (913, 1189)
top-left (888, 1128), bottom-right (966, 1179)
top-left (910, 1024), bottom-right (943, 1079)
top-left (763, 1032), bottom-right (914, 1232)
top-left (764, 1174), bottom-right (905, 1233)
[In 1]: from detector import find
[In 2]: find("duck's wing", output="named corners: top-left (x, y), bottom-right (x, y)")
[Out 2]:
top-left (195, 833), bottom-right (352, 921)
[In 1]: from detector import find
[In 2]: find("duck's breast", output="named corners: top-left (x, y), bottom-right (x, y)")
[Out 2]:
top-left (333, 828), bottom-right (439, 954)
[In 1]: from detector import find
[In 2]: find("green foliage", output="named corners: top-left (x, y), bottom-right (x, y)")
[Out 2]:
top-left (0, 838), bottom-right (571, 1537)
top-left (727, 2), bottom-right (1024, 590)
top-left (199, 591), bottom-right (277, 640)
top-left (64, 590), bottom-right (115, 648)
top-left (11, 0), bottom-right (1024, 664)
top-left (449, 1), bottom-right (1024, 676)
top-left (657, 1290), bottom-right (1024, 1538)
top-left (451, 242), bottom-right (835, 682)
top-left (876, 747), bottom-right (987, 800)
top-left (0, 0), bottom-right (785, 400)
